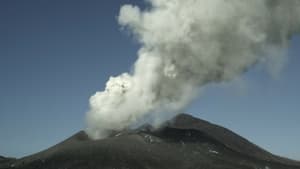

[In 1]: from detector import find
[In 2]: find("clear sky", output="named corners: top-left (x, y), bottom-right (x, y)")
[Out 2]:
top-left (0, 0), bottom-right (299, 160)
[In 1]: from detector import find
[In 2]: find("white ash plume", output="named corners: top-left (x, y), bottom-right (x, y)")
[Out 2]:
top-left (86, 0), bottom-right (300, 139)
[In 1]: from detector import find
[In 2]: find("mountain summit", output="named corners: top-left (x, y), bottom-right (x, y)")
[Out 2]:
top-left (1, 114), bottom-right (299, 169)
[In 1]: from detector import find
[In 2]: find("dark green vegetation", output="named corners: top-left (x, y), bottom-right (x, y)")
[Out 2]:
top-left (1, 114), bottom-right (299, 169)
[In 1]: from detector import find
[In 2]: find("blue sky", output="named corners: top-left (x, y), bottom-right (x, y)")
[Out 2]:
top-left (0, 0), bottom-right (299, 160)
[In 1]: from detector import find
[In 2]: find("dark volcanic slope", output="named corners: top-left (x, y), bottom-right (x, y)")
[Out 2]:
top-left (168, 114), bottom-right (300, 166)
top-left (1, 114), bottom-right (299, 169)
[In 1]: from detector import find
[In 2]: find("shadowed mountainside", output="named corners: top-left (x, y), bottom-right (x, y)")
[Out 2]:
top-left (1, 114), bottom-right (299, 169)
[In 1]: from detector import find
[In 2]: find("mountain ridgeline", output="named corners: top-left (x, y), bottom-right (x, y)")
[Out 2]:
top-left (1, 114), bottom-right (299, 169)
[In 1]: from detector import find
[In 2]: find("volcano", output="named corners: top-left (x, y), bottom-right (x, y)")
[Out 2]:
top-left (1, 114), bottom-right (299, 169)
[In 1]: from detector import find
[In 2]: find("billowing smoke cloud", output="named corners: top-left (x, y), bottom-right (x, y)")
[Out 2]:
top-left (86, 0), bottom-right (300, 139)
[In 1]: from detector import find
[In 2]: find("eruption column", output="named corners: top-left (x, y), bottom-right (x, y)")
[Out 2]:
top-left (86, 0), bottom-right (300, 139)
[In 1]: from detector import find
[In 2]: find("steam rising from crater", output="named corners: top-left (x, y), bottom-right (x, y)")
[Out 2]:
top-left (86, 0), bottom-right (300, 139)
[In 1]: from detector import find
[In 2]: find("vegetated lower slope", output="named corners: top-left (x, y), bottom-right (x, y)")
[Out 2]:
top-left (0, 156), bottom-right (15, 166)
top-left (1, 114), bottom-right (299, 169)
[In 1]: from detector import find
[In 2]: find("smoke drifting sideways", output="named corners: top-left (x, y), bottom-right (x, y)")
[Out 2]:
top-left (86, 0), bottom-right (300, 139)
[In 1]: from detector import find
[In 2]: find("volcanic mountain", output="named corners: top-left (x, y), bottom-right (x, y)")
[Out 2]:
top-left (1, 114), bottom-right (299, 169)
